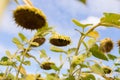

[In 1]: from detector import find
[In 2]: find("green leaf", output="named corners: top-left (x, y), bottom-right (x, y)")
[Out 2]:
top-left (50, 46), bottom-right (66, 53)
top-left (6, 50), bottom-right (12, 58)
top-left (18, 33), bottom-right (27, 42)
top-left (90, 44), bottom-right (108, 61)
top-left (67, 48), bottom-right (77, 54)
top-left (87, 38), bottom-right (96, 48)
top-left (1, 56), bottom-right (9, 61)
top-left (40, 49), bottom-right (47, 58)
top-left (87, 30), bottom-right (100, 39)
top-left (115, 68), bottom-right (120, 72)
top-left (65, 76), bottom-right (75, 80)
top-left (100, 13), bottom-right (120, 28)
top-left (23, 61), bottom-right (31, 66)
top-left (30, 42), bottom-right (39, 47)
top-left (72, 19), bottom-right (92, 28)
top-left (79, 0), bottom-right (86, 4)
top-left (51, 64), bottom-right (59, 71)
top-left (14, 0), bottom-right (19, 4)
top-left (107, 54), bottom-right (117, 60)
top-left (81, 74), bottom-right (96, 80)
top-left (114, 63), bottom-right (120, 66)
top-left (91, 63), bottom-right (104, 75)
top-left (79, 63), bottom-right (88, 68)
top-left (12, 37), bottom-right (23, 49)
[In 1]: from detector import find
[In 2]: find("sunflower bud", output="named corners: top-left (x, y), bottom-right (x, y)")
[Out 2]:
top-left (13, 5), bottom-right (47, 30)
top-left (100, 38), bottom-right (113, 53)
top-left (49, 33), bottom-right (71, 47)
top-left (117, 40), bottom-right (120, 47)
top-left (103, 66), bottom-right (112, 74)
top-left (40, 62), bottom-right (55, 70)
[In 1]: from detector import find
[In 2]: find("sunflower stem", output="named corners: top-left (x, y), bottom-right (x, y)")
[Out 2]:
top-left (75, 23), bottom-right (101, 55)
top-left (23, 0), bottom-right (33, 6)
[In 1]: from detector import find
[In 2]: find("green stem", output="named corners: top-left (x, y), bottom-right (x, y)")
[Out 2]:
top-left (75, 23), bottom-right (100, 55)
top-left (16, 46), bottom-right (30, 80)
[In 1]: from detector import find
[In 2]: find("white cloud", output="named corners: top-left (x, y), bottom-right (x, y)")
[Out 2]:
top-left (81, 16), bottom-right (106, 30)
top-left (81, 16), bottom-right (100, 25)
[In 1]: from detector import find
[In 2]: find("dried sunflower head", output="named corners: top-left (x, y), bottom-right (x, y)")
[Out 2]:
top-left (103, 66), bottom-right (112, 74)
top-left (31, 37), bottom-right (45, 47)
top-left (40, 62), bottom-right (55, 70)
top-left (13, 5), bottom-right (47, 30)
top-left (49, 33), bottom-right (71, 47)
top-left (100, 38), bottom-right (114, 53)
top-left (117, 40), bottom-right (120, 48)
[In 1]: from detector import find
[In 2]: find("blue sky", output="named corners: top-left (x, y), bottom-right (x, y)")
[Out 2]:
top-left (0, 0), bottom-right (120, 79)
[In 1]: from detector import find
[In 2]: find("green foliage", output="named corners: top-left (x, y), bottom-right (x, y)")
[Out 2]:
top-left (100, 13), bottom-right (120, 28)
top-left (1, 0), bottom-right (120, 80)
top-left (90, 44), bottom-right (108, 61)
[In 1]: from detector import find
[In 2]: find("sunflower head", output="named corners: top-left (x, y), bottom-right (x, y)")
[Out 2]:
top-left (40, 62), bottom-right (55, 70)
top-left (13, 5), bottom-right (47, 30)
top-left (31, 37), bottom-right (45, 47)
top-left (100, 38), bottom-right (114, 53)
top-left (49, 33), bottom-right (71, 47)
top-left (117, 40), bottom-right (120, 48)
top-left (102, 66), bottom-right (112, 74)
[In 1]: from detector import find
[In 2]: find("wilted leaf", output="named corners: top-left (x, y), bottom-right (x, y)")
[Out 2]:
top-left (72, 19), bottom-right (92, 28)
top-left (40, 49), bottom-right (47, 58)
top-left (91, 63), bottom-right (104, 75)
top-left (90, 44), bottom-right (108, 61)
top-left (50, 46), bottom-right (66, 53)
top-left (107, 54), bottom-right (117, 60)
top-left (87, 30), bottom-right (100, 39)
top-left (100, 13), bottom-right (120, 28)
top-left (18, 33), bottom-right (27, 42)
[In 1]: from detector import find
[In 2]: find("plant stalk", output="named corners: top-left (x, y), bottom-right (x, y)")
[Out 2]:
top-left (75, 23), bottom-right (101, 55)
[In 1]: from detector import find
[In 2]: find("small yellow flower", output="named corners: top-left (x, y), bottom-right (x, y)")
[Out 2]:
top-left (49, 33), bottom-right (71, 47)
top-left (40, 62), bottom-right (55, 70)
top-left (13, 5), bottom-right (47, 30)
top-left (100, 38), bottom-right (113, 53)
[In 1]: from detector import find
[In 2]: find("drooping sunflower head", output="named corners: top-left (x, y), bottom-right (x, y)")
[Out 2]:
top-left (40, 62), bottom-right (55, 70)
top-left (49, 33), bottom-right (71, 47)
top-left (31, 37), bottom-right (46, 47)
top-left (100, 38), bottom-right (114, 53)
top-left (117, 40), bottom-right (120, 48)
top-left (13, 5), bottom-right (47, 30)
top-left (102, 66), bottom-right (112, 74)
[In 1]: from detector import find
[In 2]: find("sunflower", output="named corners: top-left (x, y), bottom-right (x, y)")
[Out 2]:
top-left (50, 33), bottom-right (71, 47)
top-left (100, 38), bottom-right (113, 53)
top-left (13, 5), bottom-right (47, 30)
top-left (102, 66), bottom-right (112, 74)
top-left (31, 37), bottom-right (45, 47)
top-left (40, 62), bottom-right (55, 70)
